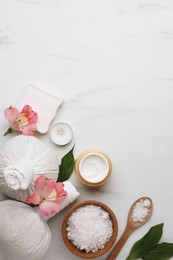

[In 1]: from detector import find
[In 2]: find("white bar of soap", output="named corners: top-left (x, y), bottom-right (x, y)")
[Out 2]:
top-left (17, 84), bottom-right (63, 134)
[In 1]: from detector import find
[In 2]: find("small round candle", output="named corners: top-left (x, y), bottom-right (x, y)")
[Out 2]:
top-left (50, 122), bottom-right (73, 146)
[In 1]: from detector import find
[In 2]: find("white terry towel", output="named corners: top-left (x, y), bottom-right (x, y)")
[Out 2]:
top-left (35, 180), bottom-right (80, 222)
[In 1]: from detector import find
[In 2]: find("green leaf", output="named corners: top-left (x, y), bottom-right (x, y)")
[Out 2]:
top-left (142, 242), bottom-right (173, 260)
top-left (126, 223), bottom-right (164, 260)
top-left (57, 146), bottom-right (75, 182)
top-left (4, 127), bottom-right (13, 136)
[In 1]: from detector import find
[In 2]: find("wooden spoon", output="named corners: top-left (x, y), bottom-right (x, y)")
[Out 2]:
top-left (107, 196), bottom-right (153, 260)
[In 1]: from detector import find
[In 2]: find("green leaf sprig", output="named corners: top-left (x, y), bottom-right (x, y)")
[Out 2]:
top-left (142, 242), bottom-right (173, 260)
top-left (57, 146), bottom-right (75, 182)
top-left (126, 223), bottom-right (173, 260)
top-left (126, 223), bottom-right (163, 260)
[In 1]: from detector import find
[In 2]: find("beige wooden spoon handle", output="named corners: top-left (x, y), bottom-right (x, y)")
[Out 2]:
top-left (107, 226), bottom-right (133, 260)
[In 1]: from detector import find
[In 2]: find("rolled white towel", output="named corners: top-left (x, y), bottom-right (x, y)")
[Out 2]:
top-left (59, 180), bottom-right (80, 211)
top-left (36, 180), bottom-right (80, 221)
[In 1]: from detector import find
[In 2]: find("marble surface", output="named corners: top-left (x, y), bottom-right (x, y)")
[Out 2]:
top-left (0, 0), bottom-right (173, 259)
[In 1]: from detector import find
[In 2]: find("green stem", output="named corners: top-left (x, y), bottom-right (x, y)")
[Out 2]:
top-left (4, 127), bottom-right (13, 136)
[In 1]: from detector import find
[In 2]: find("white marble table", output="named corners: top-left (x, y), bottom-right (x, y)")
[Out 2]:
top-left (0, 0), bottom-right (173, 259)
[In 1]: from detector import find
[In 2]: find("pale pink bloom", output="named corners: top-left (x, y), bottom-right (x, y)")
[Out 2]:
top-left (4, 105), bottom-right (38, 136)
top-left (26, 176), bottom-right (68, 217)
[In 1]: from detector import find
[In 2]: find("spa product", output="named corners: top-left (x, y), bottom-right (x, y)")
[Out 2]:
top-left (66, 205), bottom-right (113, 253)
top-left (79, 152), bottom-right (109, 183)
top-left (0, 181), bottom-right (79, 260)
top-left (17, 84), bottom-right (63, 134)
top-left (50, 122), bottom-right (73, 145)
top-left (40, 180), bottom-right (80, 221)
top-left (75, 149), bottom-right (112, 187)
top-left (0, 200), bottom-right (51, 260)
top-left (132, 198), bottom-right (151, 223)
top-left (0, 135), bottom-right (59, 202)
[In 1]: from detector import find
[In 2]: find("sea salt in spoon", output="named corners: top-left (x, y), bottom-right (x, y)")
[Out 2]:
top-left (107, 197), bottom-right (153, 260)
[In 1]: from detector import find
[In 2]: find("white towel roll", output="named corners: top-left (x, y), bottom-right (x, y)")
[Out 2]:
top-left (37, 180), bottom-right (80, 222)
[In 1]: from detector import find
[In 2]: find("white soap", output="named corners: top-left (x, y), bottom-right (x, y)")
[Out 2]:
top-left (17, 84), bottom-right (63, 134)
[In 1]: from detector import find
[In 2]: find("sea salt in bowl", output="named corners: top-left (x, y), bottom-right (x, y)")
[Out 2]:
top-left (62, 200), bottom-right (118, 258)
top-left (75, 149), bottom-right (112, 187)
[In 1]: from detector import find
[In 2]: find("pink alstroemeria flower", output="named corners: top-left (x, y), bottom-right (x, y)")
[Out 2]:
top-left (4, 105), bottom-right (38, 136)
top-left (26, 176), bottom-right (68, 217)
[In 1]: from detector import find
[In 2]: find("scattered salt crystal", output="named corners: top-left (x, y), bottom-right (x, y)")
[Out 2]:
top-left (66, 205), bottom-right (113, 253)
top-left (132, 199), bottom-right (151, 223)
top-left (143, 199), bottom-right (151, 207)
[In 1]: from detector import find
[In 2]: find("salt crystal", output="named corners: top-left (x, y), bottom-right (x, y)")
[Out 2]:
top-left (66, 205), bottom-right (113, 253)
top-left (132, 199), bottom-right (151, 223)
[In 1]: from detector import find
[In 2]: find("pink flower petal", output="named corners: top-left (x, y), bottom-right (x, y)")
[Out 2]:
top-left (39, 200), bottom-right (60, 217)
top-left (4, 106), bottom-right (20, 125)
top-left (34, 176), bottom-right (54, 197)
top-left (21, 105), bottom-right (38, 123)
top-left (54, 182), bottom-right (68, 201)
top-left (21, 105), bottom-right (33, 114)
top-left (29, 112), bottom-right (38, 123)
top-left (26, 193), bottom-right (41, 205)
top-left (57, 190), bottom-right (68, 202)
top-left (34, 175), bottom-right (47, 191)
top-left (54, 182), bottom-right (64, 192)
top-left (21, 123), bottom-right (37, 135)
top-left (4, 105), bottom-right (38, 136)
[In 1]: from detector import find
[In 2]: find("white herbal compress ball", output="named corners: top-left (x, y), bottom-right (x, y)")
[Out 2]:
top-left (0, 200), bottom-right (51, 260)
top-left (0, 181), bottom-right (80, 260)
top-left (0, 135), bottom-right (59, 202)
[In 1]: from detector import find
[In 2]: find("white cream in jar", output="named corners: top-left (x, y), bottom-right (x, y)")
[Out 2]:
top-left (79, 153), bottom-right (109, 183)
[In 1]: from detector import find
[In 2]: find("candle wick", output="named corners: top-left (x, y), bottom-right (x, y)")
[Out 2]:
top-left (58, 130), bottom-right (64, 135)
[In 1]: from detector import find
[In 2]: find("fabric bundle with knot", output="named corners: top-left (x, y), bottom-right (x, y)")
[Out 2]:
top-left (0, 135), bottom-right (80, 260)
top-left (0, 135), bottom-right (59, 201)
